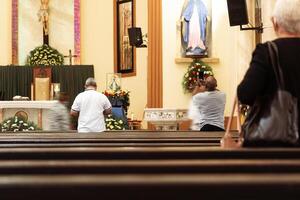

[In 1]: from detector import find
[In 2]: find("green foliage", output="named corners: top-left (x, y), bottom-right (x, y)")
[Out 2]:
top-left (0, 116), bottom-right (40, 132)
top-left (26, 44), bottom-right (64, 66)
top-left (182, 59), bottom-right (213, 93)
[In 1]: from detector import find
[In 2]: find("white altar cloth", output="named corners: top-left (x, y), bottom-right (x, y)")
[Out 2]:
top-left (144, 108), bottom-right (188, 131)
top-left (0, 101), bottom-right (58, 130)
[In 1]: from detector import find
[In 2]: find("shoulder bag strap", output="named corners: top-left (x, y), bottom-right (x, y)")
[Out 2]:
top-left (221, 95), bottom-right (243, 148)
top-left (225, 95), bottom-right (242, 137)
top-left (267, 42), bottom-right (285, 89)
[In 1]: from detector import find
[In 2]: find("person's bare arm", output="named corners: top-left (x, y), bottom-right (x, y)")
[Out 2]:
top-left (192, 85), bottom-right (206, 96)
top-left (103, 107), bottom-right (112, 116)
top-left (192, 80), bottom-right (206, 96)
top-left (70, 109), bottom-right (79, 117)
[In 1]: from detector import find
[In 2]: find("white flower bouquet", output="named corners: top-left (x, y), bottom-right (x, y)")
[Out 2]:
top-left (26, 44), bottom-right (64, 66)
top-left (105, 115), bottom-right (126, 130)
top-left (0, 116), bottom-right (40, 132)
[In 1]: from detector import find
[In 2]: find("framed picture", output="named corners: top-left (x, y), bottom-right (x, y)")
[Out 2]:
top-left (106, 73), bottom-right (122, 91)
top-left (114, 0), bottom-right (135, 76)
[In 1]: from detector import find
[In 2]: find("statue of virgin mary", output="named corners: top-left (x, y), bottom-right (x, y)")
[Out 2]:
top-left (180, 0), bottom-right (208, 57)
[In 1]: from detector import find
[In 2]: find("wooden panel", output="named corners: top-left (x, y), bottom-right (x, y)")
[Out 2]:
top-left (179, 121), bottom-right (191, 130)
top-left (180, 117), bottom-right (238, 131)
top-left (224, 116), bottom-right (239, 131)
top-left (0, 131), bottom-right (230, 148)
top-left (147, 0), bottom-right (162, 108)
top-left (0, 131), bottom-right (228, 138)
top-left (0, 159), bottom-right (299, 174)
top-left (0, 174), bottom-right (300, 200)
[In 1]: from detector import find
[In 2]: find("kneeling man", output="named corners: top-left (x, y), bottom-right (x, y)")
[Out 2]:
top-left (190, 76), bottom-right (226, 131)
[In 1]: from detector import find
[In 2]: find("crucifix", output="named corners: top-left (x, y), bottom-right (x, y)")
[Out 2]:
top-left (64, 49), bottom-right (78, 65)
top-left (38, 0), bottom-right (50, 45)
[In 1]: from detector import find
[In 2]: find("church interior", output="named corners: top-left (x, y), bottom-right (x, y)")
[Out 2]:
top-left (0, 0), bottom-right (300, 199)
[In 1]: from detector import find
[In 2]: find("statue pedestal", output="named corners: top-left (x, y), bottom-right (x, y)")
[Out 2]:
top-left (144, 108), bottom-right (188, 131)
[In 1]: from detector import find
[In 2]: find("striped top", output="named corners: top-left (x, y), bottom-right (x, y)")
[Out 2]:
top-left (191, 90), bottom-right (226, 130)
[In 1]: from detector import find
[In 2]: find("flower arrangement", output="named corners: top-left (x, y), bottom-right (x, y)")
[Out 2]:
top-left (26, 44), bottom-right (64, 66)
top-left (0, 116), bottom-right (39, 132)
top-left (182, 59), bottom-right (213, 93)
top-left (103, 89), bottom-right (130, 114)
top-left (105, 115), bottom-right (126, 130)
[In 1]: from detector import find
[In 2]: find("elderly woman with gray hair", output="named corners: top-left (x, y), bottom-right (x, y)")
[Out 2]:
top-left (237, 0), bottom-right (300, 145)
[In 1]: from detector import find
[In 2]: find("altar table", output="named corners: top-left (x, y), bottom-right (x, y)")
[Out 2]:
top-left (0, 101), bottom-right (58, 130)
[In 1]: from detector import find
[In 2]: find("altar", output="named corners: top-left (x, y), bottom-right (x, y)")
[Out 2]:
top-left (0, 65), bottom-right (94, 104)
top-left (144, 108), bottom-right (189, 131)
top-left (0, 101), bottom-right (57, 130)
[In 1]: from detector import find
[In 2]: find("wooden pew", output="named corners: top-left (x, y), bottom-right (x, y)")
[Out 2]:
top-left (0, 131), bottom-right (237, 147)
top-left (0, 132), bottom-right (298, 175)
top-left (0, 132), bottom-right (299, 199)
top-left (0, 173), bottom-right (300, 200)
top-left (0, 146), bottom-right (298, 160)
top-left (0, 159), bottom-right (299, 174)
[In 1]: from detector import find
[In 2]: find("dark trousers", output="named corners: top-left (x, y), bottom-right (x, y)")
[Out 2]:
top-left (200, 124), bottom-right (225, 132)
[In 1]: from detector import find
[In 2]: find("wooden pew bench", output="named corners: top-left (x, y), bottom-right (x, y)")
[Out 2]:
top-left (0, 131), bottom-right (237, 147)
top-left (0, 147), bottom-right (298, 160)
top-left (0, 132), bottom-right (299, 199)
top-left (0, 173), bottom-right (300, 200)
top-left (0, 159), bottom-right (298, 174)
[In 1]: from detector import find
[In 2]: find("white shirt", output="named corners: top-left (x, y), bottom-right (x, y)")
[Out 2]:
top-left (188, 100), bottom-right (202, 130)
top-left (192, 90), bottom-right (226, 130)
top-left (71, 89), bottom-right (112, 133)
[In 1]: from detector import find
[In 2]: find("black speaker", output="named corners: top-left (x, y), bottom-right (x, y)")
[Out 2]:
top-left (227, 0), bottom-right (249, 26)
top-left (128, 27), bottom-right (143, 47)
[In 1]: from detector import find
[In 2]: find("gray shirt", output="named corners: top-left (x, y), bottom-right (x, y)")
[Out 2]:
top-left (192, 90), bottom-right (226, 130)
top-left (48, 101), bottom-right (70, 131)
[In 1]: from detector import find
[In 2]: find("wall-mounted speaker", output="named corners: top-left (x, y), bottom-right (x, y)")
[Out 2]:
top-left (128, 27), bottom-right (143, 47)
top-left (227, 0), bottom-right (249, 26)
